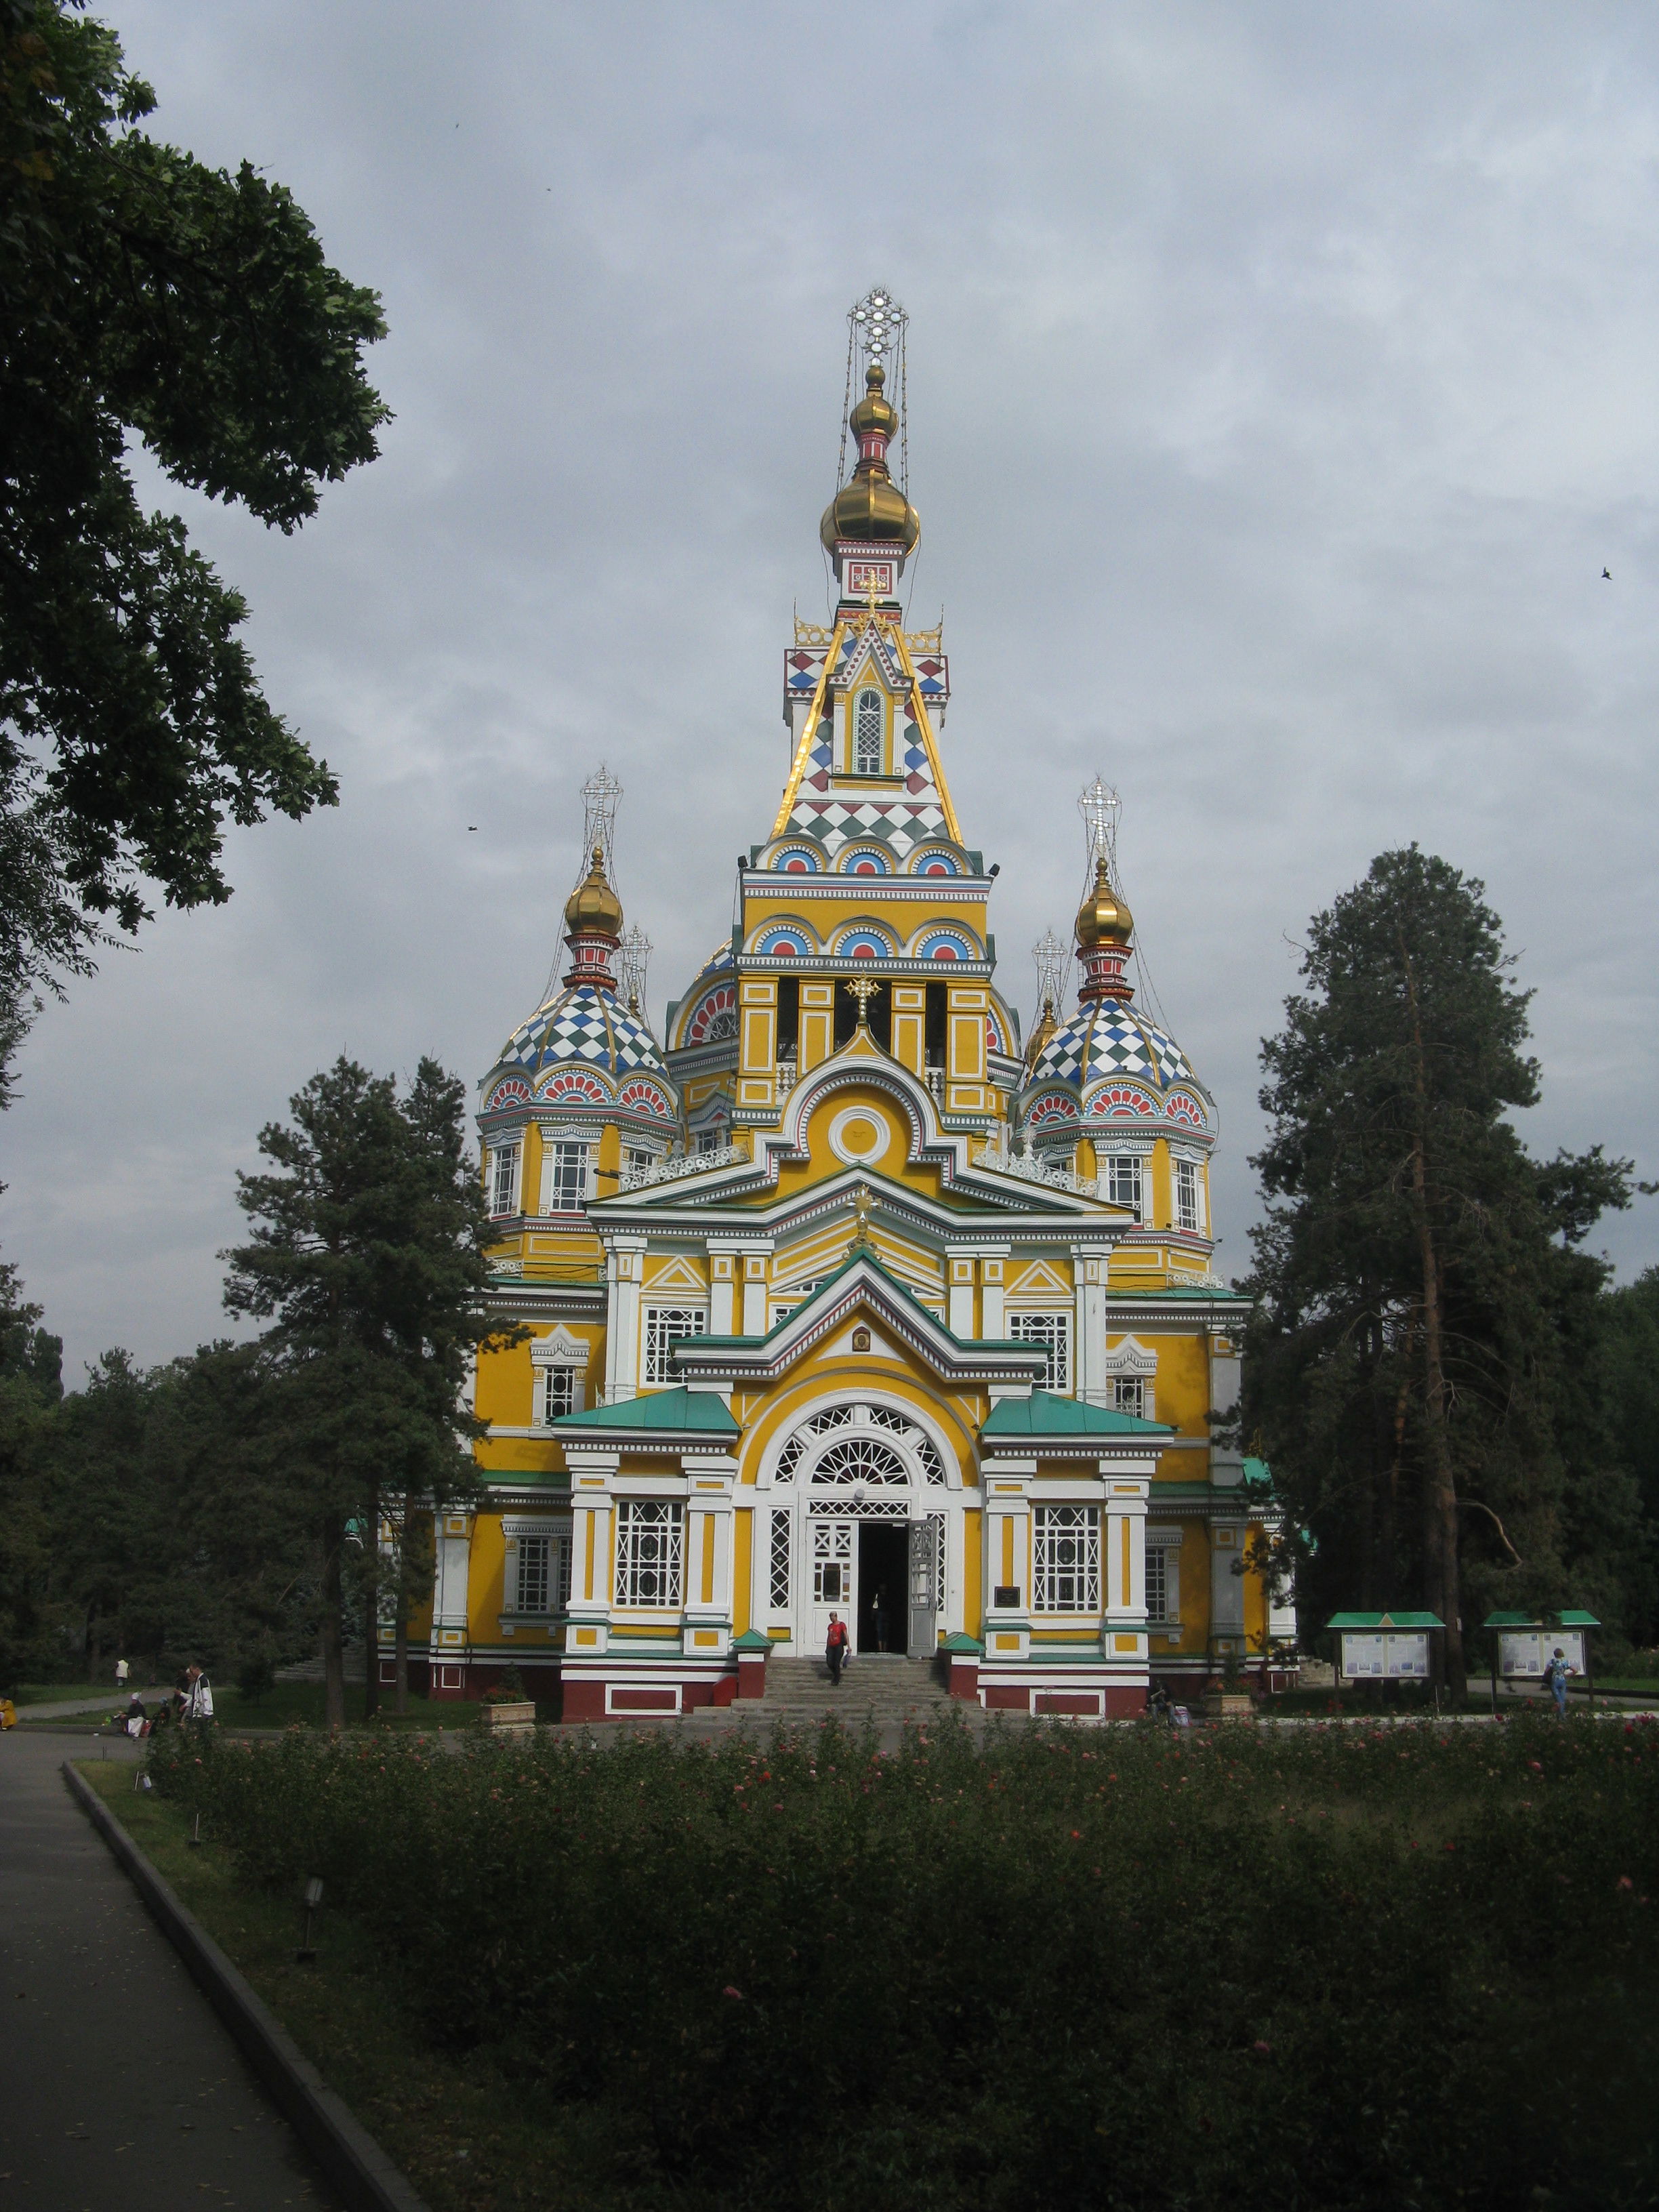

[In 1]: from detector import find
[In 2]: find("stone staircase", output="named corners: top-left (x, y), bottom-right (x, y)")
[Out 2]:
top-left (741, 1652), bottom-right (957, 1729)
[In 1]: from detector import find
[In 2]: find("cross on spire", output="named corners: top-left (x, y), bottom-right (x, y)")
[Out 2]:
top-left (1078, 775), bottom-right (1121, 870)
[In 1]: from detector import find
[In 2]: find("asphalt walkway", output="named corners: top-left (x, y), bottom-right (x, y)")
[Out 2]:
top-left (0, 1729), bottom-right (340, 2209)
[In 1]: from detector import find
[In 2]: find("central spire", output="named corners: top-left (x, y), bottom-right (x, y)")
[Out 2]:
top-left (820, 287), bottom-right (920, 609)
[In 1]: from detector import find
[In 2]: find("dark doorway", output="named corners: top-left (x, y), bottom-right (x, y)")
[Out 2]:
top-left (857, 1521), bottom-right (908, 1653)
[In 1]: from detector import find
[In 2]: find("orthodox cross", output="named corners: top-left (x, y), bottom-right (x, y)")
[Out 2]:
top-left (1078, 775), bottom-right (1121, 867)
top-left (848, 1183), bottom-right (876, 1254)
top-left (848, 975), bottom-right (881, 1028)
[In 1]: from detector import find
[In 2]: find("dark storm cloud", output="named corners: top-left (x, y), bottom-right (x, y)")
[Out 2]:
top-left (7, 0), bottom-right (1658, 1372)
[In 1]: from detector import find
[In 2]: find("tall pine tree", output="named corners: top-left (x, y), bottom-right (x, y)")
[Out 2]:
top-left (1244, 848), bottom-right (1642, 1696)
top-left (223, 1057), bottom-right (506, 1726)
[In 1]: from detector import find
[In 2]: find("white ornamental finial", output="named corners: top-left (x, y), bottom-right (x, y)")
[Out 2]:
top-left (579, 764), bottom-right (624, 886)
top-left (619, 922), bottom-right (653, 1021)
top-left (850, 286), bottom-right (907, 370)
top-left (1032, 928), bottom-right (1067, 1016)
top-left (1078, 775), bottom-right (1121, 871)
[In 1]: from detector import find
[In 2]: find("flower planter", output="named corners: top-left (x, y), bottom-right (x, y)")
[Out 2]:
top-left (1201, 1691), bottom-right (1255, 1720)
top-left (482, 1699), bottom-right (537, 1736)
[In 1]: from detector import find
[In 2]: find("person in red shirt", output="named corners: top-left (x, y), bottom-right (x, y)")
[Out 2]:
top-left (825, 1610), bottom-right (850, 1685)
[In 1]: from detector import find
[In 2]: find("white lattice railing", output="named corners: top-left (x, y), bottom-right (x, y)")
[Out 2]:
top-left (618, 1144), bottom-right (750, 1192)
top-left (977, 1143), bottom-right (1100, 1199)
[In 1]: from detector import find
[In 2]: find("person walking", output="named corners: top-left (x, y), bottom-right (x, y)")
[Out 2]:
top-left (183, 1662), bottom-right (215, 1725)
top-left (825, 1612), bottom-right (850, 1686)
top-left (115, 1657), bottom-right (129, 1688)
top-left (1543, 1645), bottom-right (1573, 1717)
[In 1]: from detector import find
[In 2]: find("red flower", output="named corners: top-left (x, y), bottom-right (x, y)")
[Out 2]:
top-left (722, 1986), bottom-right (744, 2000)
top-left (1253, 2040), bottom-right (1272, 2057)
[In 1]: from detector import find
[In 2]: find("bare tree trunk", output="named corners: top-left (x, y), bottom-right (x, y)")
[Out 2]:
top-left (320, 1513), bottom-right (347, 1731)
top-left (1399, 935), bottom-right (1465, 1700)
top-left (394, 1601), bottom-right (409, 1715)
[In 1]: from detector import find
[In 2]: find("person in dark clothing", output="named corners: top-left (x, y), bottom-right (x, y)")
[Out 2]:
top-left (825, 1611), bottom-right (850, 1685)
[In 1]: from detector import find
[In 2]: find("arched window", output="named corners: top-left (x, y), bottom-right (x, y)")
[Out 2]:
top-left (854, 689), bottom-right (883, 775)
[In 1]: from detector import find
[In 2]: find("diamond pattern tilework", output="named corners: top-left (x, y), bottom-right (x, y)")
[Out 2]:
top-left (497, 985), bottom-right (668, 1082)
top-left (1031, 1006), bottom-right (1199, 1095)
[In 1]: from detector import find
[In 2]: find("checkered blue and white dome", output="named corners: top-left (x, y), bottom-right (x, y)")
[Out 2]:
top-left (1031, 1002), bottom-right (1204, 1100)
top-left (495, 982), bottom-right (669, 1084)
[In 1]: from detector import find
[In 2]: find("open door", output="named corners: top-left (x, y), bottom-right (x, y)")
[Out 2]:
top-left (907, 1516), bottom-right (939, 1658)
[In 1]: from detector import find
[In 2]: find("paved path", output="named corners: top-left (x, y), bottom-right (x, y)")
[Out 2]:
top-left (0, 1729), bottom-right (340, 2210)
top-left (13, 1692), bottom-right (167, 1720)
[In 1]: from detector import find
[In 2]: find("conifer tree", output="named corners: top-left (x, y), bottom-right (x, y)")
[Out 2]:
top-left (223, 1057), bottom-right (504, 1727)
top-left (1244, 848), bottom-right (1639, 1696)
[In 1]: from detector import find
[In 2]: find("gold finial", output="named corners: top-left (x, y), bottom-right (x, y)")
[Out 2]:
top-left (848, 976), bottom-right (881, 1029)
top-left (848, 1183), bottom-right (876, 1255)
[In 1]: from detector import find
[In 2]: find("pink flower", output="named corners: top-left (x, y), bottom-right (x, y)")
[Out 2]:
top-left (1618, 1876), bottom-right (1635, 1891)
top-left (1253, 2041), bottom-right (1272, 2057)
top-left (722, 1986), bottom-right (744, 2000)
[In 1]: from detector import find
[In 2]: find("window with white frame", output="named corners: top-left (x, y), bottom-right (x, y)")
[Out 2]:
top-left (1110, 1376), bottom-right (1145, 1419)
top-left (813, 1520), bottom-right (853, 1603)
top-left (768, 1509), bottom-right (792, 1611)
top-left (642, 1305), bottom-right (707, 1386)
top-left (544, 1141), bottom-right (591, 1213)
top-left (695, 1128), bottom-right (725, 1155)
top-left (624, 1145), bottom-right (657, 1177)
top-left (489, 1142), bottom-right (521, 1218)
top-left (1145, 1540), bottom-right (1179, 1624)
top-left (1008, 1309), bottom-right (1071, 1392)
top-left (515, 1536), bottom-right (551, 1614)
top-left (1174, 1157), bottom-right (1203, 1233)
top-left (615, 1500), bottom-right (682, 1608)
top-left (1033, 1504), bottom-right (1100, 1612)
top-left (1104, 1153), bottom-right (1143, 1220)
top-left (540, 1365), bottom-right (581, 1425)
top-left (854, 688), bottom-right (883, 774)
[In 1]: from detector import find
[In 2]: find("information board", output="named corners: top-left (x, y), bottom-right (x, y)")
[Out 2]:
top-left (1498, 1630), bottom-right (1584, 1679)
top-left (1339, 1631), bottom-right (1430, 1679)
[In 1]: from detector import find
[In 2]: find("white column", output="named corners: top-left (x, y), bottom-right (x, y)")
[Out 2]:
top-left (604, 1235), bottom-right (647, 1401)
top-left (1103, 1477), bottom-right (1149, 1623)
top-left (1073, 1246), bottom-right (1111, 1403)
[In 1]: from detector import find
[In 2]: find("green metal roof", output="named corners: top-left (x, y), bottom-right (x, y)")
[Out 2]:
top-left (552, 1385), bottom-right (739, 1436)
top-left (1327, 1611), bottom-right (1444, 1630)
top-left (1483, 1609), bottom-right (1601, 1630)
top-left (981, 1390), bottom-right (1172, 1439)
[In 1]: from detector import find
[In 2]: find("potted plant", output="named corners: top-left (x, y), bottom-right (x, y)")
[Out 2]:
top-left (1201, 1646), bottom-right (1254, 1719)
top-left (480, 1666), bottom-right (537, 1735)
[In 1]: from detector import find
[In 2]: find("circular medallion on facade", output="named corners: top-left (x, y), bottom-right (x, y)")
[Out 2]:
top-left (828, 1105), bottom-right (888, 1164)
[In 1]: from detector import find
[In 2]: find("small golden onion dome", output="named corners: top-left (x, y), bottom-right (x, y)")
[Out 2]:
top-left (564, 844), bottom-right (623, 936)
top-left (1075, 855), bottom-right (1134, 948)
top-left (820, 367), bottom-right (921, 553)
top-left (1026, 996), bottom-right (1060, 1071)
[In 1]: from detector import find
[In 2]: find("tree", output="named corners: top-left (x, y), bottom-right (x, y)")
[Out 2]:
top-left (0, 0), bottom-right (386, 1065)
top-left (222, 1057), bottom-right (504, 1727)
top-left (1243, 848), bottom-right (1642, 1697)
top-left (0, 1258), bottom-right (62, 1686)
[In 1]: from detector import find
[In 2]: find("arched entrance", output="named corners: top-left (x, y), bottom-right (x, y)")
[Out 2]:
top-left (762, 1400), bottom-right (956, 1658)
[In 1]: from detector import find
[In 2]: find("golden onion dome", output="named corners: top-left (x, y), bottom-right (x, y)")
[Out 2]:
top-left (820, 366), bottom-right (920, 553)
top-left (564, 845), bottom-right (623, 936)
top-left (1075, 855), bottom-right (1134, 948)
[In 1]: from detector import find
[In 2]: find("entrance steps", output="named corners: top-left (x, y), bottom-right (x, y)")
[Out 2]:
top-left (740, 1652), bottom-right (964, 1729)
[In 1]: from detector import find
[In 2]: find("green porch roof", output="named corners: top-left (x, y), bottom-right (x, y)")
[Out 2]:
top-left (1483, 1610), bottom-right (1601, 1630)
top-left (1328, 1611), bottom-right (1444, 1630)
top-left (981, 1391), bottom-right (1172, 1439)
top-left (552, 1386), bottom-right (739, 1436)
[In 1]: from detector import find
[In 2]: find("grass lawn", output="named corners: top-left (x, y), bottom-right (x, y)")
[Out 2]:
top-left (11, 1678), bottom-right (158, 1705)
top-left (24, 1682), bottom-right (489, 1734)
top-left (77, 1761), bottom-right (607, 2212)
top-left (129, 1710), bottom-right (1659, 2212)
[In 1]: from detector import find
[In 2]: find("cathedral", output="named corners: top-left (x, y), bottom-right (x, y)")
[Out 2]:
top-left (407, 291), bottom-right (1293, 1720)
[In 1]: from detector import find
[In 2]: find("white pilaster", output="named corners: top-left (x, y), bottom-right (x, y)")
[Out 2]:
top-left (603, 1235), bottom-right (647, 1401)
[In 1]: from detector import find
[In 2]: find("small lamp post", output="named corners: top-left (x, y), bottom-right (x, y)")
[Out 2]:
top-left (296, 1876), bottom-right (324, 1965)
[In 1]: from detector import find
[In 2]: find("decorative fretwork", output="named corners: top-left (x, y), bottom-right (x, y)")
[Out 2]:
top-left (618, 1144), bottom-right (747, 1191)
top-left (811, 1497), bottom-right (909, 1520)
top-left (867, 1405), bottom-right (910, 1433)
top-left (808, 1406), bottom-right (854, 1434)
top-left (642, 1305), bottom-right (706, 1386)
top-left (811, 1437), bottom-right (909, 1487)
top-left (1008, 1311), bottom-right (1072, 1393)
top-left (794, 617), bottom-right (836, 648)
top-left (916, 1437), bottom-right (947, 1487)
top-left (769, 1509), bottom-right (792, 1611)
top-left (813, 1519), bottom-right (853, 1601)
top-left (775, 1435), bottom-right (806, 1485)
top-left (1033, 1504), bottom-right (1100, 1613)
top-left (615, 1500), bottom-right (683, 1609)
top-left (978, 1134), bottom-right (1100, 1199)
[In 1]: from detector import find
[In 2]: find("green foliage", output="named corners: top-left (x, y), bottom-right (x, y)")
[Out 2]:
top-left (1244, 848), bottom-right (1650, 1672)
top-left (236, 1653), bottom-right (275, 1704)
top-left (0, 0), bottom-right (385, 1032)
top-left (147, 1716), bottom-right (1659, 2211)
top-left (0, 1257), bottom-right (64, 1682)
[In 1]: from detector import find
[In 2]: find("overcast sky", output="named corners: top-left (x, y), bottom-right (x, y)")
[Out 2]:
top-left (7, 0), bottom-right (1659, 1378)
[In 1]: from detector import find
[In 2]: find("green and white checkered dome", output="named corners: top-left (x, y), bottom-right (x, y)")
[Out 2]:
top-left (495, 980), bottom-right (669, 1084)
top-left (1026, 1000), bottom-right (1215, 1131)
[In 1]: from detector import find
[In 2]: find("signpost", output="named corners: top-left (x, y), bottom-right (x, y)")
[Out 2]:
top-left (1328, 1612), bottom-right (1445, 1696)
top-left (1482, 1610), bottom-right (1599, 1713)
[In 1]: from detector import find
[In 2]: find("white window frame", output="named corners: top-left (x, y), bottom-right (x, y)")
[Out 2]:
top-left (1145, 1537), bottom-right (1180, 1625)
top-left (539, 1365), bottom-right (583, 1425)
top-left (813, 1519), bottom-right (853, 1603)
top-left (541, 1139), bottom-right (592, 1214)
top-left (641, 1304), bottom-right (708, 1387)
top-left (488, 1141), bottom-right (522, 1218)
top-left (853, 687), bottom-right (883, 775)
top-left (1109, 1376), bottom-right (1145, 1419)
top-left (615, 1500), bottom-right (683, 1610)
top-left (1033, 1504), bottom-right (1101, 1614)
top-left (768, 1508), bottom-right (792, 1613)
top-left (1007, 1309), bottom-right (1071, 1393)
top-left (1103, 1153), bottom-right (1143, 1221)
top-left (1173, 1155), bottom-right (1204, 1234)
top-left (515, 1534), bottom-right (552, 1615)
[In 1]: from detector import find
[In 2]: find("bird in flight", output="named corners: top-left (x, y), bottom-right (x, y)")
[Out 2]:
top-left (1603, 567), bottom-right (1612, 580)
top-left (468, 825), bottom-right (478, 832)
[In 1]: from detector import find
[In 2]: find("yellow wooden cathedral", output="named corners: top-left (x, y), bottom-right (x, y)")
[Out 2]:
top-left (409, 291), bottom-right (1294, 1720)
